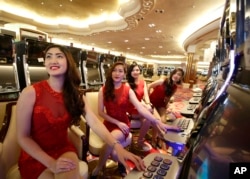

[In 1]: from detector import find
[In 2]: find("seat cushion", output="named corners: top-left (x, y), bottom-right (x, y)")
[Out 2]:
top-left (6, 164), bottom-right (21, 179)
top-left (79, 160), bottom-right (88, 178)
top-left (89, 129), bottom-right (132, 156)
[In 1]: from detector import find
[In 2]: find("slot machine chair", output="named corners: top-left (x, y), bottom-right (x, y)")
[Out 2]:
top-left (0, 102), bottom-right (89, 179)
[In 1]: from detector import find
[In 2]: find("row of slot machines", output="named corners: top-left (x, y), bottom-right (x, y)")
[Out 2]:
top-left (126, 0), bottom-right (250, 178)
top-left (126, 49), bottom-right (250, 178)
top-left (0, 37), bottom-right (126, 101)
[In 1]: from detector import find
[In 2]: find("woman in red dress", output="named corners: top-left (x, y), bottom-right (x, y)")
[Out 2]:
top-left (148, 68), bottom-right (185, 146)
top-left (126, 62), bottom-right (155, 151)
top-left (16, 45), bottom-right (145, 179)
top-left (91, 62), bottom-right (170, 177)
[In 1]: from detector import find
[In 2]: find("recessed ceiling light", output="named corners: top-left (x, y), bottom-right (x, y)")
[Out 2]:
top-left (124, 40), bottom-right (129, 42)
top-left (141, 47), bottom-right (145, 49)
top-left (144, 38), bottom-right (150, 40)
top-left (158, 46), bottom-right (163, 48)
top-left (156, 30), bottom-right (162, 33)
top-left (148, 24), bottom-right (155, 28)
top-left (107, 41), bottom-right (112, 44)
top-left (127, 47), bottom-right (130, 50)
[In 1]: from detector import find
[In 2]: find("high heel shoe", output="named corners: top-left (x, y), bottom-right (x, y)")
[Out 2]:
top-left (151, 137), bottom-right (162, 149)
top-left (118, 162), bottom-right (127, 177)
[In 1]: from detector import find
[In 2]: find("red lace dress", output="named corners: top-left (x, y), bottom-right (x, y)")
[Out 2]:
top-left (18, 80), bottom-right (77, 179)
top-left (127, 80), bottom-right (145, 115)
top-left (149, 83), bottom-right (177, 108)
top-left (103, 83), bottom-right (131, 138)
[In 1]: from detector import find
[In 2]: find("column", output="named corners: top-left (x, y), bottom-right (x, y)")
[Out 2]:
top-left (184, 45), bottom-right (197, 87)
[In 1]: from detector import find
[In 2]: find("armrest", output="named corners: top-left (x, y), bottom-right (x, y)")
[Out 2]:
top-left (68, 125), bottom-right (88, 162)
top-left (0, 142), bottom-right (3, 155)
top-left (0, 142), bottom-right (3, 179)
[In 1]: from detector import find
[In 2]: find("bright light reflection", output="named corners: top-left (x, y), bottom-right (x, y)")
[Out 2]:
top-left (151, 55), bottom-right (186, 59)
top-left (0, 3), bottom-right (123, 28)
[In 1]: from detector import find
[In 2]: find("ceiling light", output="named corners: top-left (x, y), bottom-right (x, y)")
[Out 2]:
top-left (197, 61), bottom-right (210, 65)
top-left (107, 41), bottom-right (112, 44)
top-left (151, 55), bottom-right (186, 59)
top-left (144, 38), bottom-right (150, 40)
top-left (148, 24), bottom-right (155, 28)
top-left (124, 40), bottom-right (129, 42)
top-left (156, 30), bottom-right (162, 33)
top-left (158, 46), bottom-right (163, 48)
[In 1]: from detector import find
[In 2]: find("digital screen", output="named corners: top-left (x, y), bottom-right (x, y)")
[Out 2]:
top-left (86, 59), bottom-right (101, 82)
top-left (114, 56), bottom-right (126, 63)
top-left (26, 39), bottom-right (52, 66)
top-left (103, 54), bottom-right (115, 75)
top-left (187, 84), bottom-right (250, 179)
top-left (66, 46), bottom-right (81, 67)
top-left (0, 35), bottom-right (13, 64)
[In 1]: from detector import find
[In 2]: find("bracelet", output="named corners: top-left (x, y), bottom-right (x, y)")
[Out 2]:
top-left (112, 141), bottom-right (120, 149)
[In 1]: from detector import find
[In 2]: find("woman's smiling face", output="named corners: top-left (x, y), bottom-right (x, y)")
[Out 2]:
top-left (44, 47), bottom-right (68, 77)
top-left (112, 64), bottom-right (125, 83)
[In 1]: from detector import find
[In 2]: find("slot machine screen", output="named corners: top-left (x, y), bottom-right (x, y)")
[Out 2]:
top-left (103, 54), bottom-right (115, 74)
top-left (0, 35), bottom-right (13, 64)
top-left (86, 59), bottom-right (101, 82)
top-left (184, 84), bottom-right (250, 179)
top-left (66, 46), bottom-right (81, 67)
top-left (26, 39), bottom-right (52, 66)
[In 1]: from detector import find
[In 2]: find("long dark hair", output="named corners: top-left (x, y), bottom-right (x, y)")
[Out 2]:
top-left (126, 61), bottom-right (140, 94)
top-left (163, 68), bottom-right (184, 96)
top-left (104, 61), bottom-right (126, 101)
top-left (44, 44), bottom-right (85, 125)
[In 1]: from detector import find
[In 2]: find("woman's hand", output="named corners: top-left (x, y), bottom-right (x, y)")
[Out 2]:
top-left (155, 121), bottom-right (168, 138)
top-left (117, 122), bottom-right (130, 135)
top-left (48, 157), bottom-right (77, 174)
top-left (114, 143), bottom-right (146, 172)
